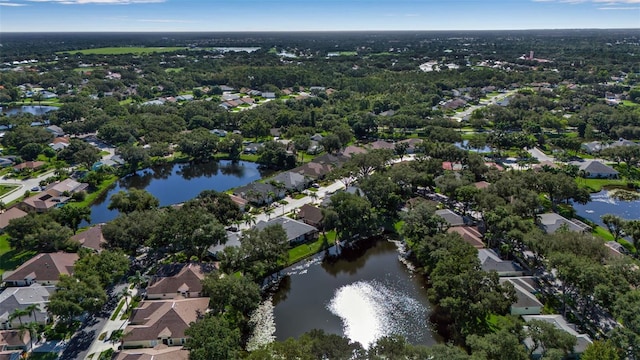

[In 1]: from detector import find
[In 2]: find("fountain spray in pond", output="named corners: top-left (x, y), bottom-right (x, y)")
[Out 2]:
top-left (327, 280), bottom-right (428, 348)
top-left (246, 297), bottom-right (276, 351)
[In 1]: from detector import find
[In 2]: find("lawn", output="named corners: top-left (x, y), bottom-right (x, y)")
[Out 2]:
top-left (67, 174), bottom-right (118, 209)
top-left (0, 234), bottom-right (36, 276)
top-left (165, 67), bottom-right (184, 73)
top-left (622, 100), bottom-right (639, 107)
top-left (287, 231), bottom-right (336, 264)
top-left (338, 51), bottom-right (358, 56)
top-left (60, 47), bottom-right (186, 55)
top-left (0, 184), bottom-right (18, 197)
top-left (577, 178), bottom-right (632, 192)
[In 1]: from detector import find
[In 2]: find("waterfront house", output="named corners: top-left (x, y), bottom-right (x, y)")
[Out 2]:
top-left (522, 315), bottom-right (592, 359)
top-left (122, 298), bottom-right (209, 349)
top-left (146, 264), bottom-right (209, 300)
top-left (435, 209), bottom-right (465, 227)
top-left (255, 217), bottom-right (318, 245)
top-left (2, 252), bottom-right (78, 287)
top-left (537, 213), bottom-right (591, 234)
top-left (296, 204), bottom-right (324, 228)
top-left (268, 171), bottom-right (310, 192)
top-left (478, 249), bottom-right (525, 277)
top-left (233, 182), bottom-right (284, 205)
top-left (70, 224), bottom-right (106, 252)
top-left (499, 277), bottom-right (543, 315)
top-left (447, 226), bottom-right (484, 249)
top-left (570, 160), bottom-right (619, 179)
top-left (115, 347), bottom-right (189, 360)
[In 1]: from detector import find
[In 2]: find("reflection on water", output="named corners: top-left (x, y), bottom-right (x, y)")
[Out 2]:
top-left (328, 280), bottom-right (429, 348)
top-left (86, 160), bottom-right (265, 225)
top-left (573, 189), bottom-right (640, 228)
top-left (271, 239), bottom-right (438, 348)
top-left (1, 105), bottom-right (58, 116)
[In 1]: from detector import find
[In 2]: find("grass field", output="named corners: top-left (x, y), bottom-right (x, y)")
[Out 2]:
top-left (60, 47), bottom-right (186, 55)
top-left (287, 231), bottom-right (336, 264)
top-left (622, 100), bottom-right (639, 107)
top-left (0, 185), bottom-right (18, 197)
top-left (0, 234), bottom-right (36, 276)
top-left (577, 178), bottom-right (633, 192)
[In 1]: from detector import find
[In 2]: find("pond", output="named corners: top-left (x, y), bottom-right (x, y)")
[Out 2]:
top-left (573, 189), bottom-right (640, 228)
top-left (270, 239), bottom-right (439, 348)
top-left (454, 140), bottom-right (491, 153)
top-left (1, 105), bottom-right (58, 116)
top-left (86, 160), bottom-right (265, 225)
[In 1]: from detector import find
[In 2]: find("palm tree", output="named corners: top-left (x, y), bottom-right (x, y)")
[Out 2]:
top-left (18, 321), bottom-right (38, 351)
top-left (8, 308), bottom-right (30, 328)
top-left (120, 287), bottom-right (131, 312)
top-left (127, 270), bottom-right (146, 290)
top-left (243, 213), bottom-right (256, 228)
top-left (23, 304), bottom-right (40, 324)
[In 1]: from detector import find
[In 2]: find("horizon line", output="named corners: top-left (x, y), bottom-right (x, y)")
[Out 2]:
top-left (3, 27), bottom-right (640, 34)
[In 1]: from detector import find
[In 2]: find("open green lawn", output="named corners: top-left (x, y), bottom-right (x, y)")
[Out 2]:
top-left (0, 234), bottom-right (36, 276)
top-left (622, 100), bottom-right (639, 107)
top-left (0, 184), bottom-right (18, 197)
top-left (165, 67), bottom-right (184, 73)
top-left (60, 47), bottom-right (186, 55)
top-left (577, 178), bottom-right (633, 192)
top-left (338, 51), bottom-right (358, 56)
top-left (287, 231), bottom-right (336, 264)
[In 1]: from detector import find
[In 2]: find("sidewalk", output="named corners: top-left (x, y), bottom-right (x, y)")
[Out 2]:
top-left (85, 286), bottom-right (137, 359)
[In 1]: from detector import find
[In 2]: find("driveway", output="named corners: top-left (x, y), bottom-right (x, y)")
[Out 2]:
top-left (0, 169), bottom-right (57, 204)
top-left (528, 147), bottom-right (555, 163)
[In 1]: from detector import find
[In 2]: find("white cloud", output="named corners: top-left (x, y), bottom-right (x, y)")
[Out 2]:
top-left (138, 18), bottom-right (194, 23)
top-left (598, 6), bottom-right (640, 9)
top-left (0, 2), bottom-right (28, 5)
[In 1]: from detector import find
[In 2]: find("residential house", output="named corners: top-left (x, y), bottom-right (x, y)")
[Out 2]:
top-left (368, 140), bottom-right (395, 151)
top-left (537, 213), bottom-right (591, 234)
top-left (306, 141), bottom-right (323, 155)
top-left (478, 249), bottom-right (525, 277)
top-left (20, 178), bottom-right (88, 212)
top-left (115, 347), bottom-right (190, 360)
top-left (175, 95), bottom-right (194, 102)
top-left (243, 143), bottom-right (263, 155)
top-left (522, 315), bottom-right (592, 359)
top-left (442, 161), bottom-right (463, 171)
top-left (146, 264), bottom-right (210, 300)
top-left (261, 92), bottom-right (276, 99)
top-left (70, 224), bottom-right (106, 252)
top-left (255, 217), bottom-right (318, 245)
top-left (0, 208), bottom-right (28, 232)
top-left (221, 93), bottom-right (240, 102)
top-left (219, 85), bottom-right (235, 92)
top-left (268, 171), bottom-right (309, 192)
top-left (233, 182), bottom-right (284, 205)
top-left (45, 125), bottom-right (64, 137)
top-left (435, 209), bottom-right (465, 227)
top-left (0, 284), bottom-right (54, 329)
top-left (605, 241), bottom-right (629, 257)
top-left (208, 232), bottom-right (241, 257)
top-left (473, 181), bottom-right (491, 190)
top-left (310, 133), bottom-right (324, 142)
top-left (2, 252), bottom-right (78, 287)
top-left (123, 298), bottom-right (209, 349)
top-left (12, 161), bottom-right (45, 172)
top-left (291, 160), bottom-right (334, 180)
top-left (398, 138), bottom-right (423, 154)
top-left (210, 129), bottom-right (227, 137)
top-left (499, 278), bottom-right (543, 315)
top-left (582, 138), bottom-right (638, 154)
top-left (442, 98), bottom-right (467, 110)
top-left (447, 226), bottom-right (484, 249)
top-left (297, 204), bottom-right (324, 228)
top-left (228, 194), bottom-right (248, 212)
top-left (0, 159), bottom-right (14, 168)
top-left (0, 332), bottom-right (30, 357)
top-left (570, 160), bottom-right (619, 179)
top-left (341, 145), bottom-right (367, 158)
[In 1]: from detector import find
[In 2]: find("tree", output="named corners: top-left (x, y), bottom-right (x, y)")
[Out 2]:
top-left (202, 274), bottom-right (261, 316)
top-left (394, 142), bottom-right (409, 160)
top-left (185, 190), bottom-right (242, 225)
top-left (108, 189), bottom-right (159, 214)
top-left (602, 214), bottom-right (625, 241)
top-left (73, 250), bottom-right (130, 287)
top-left (320, 134), bottom-right (342, 154)
top-left (220, 224), bottom-right (288, 279)
top-left (102, 210), bottom-right (161, 254)
top-left (581, 340), bottom-right (620, 360)
top-left (360, 173), bottom-right (403, 216)
top-left (467, 327), bottom-right (529, 360)
top-left (401, 201), bottom-right (449, 242)
top-left (624, 220), bottom-right (640, 246)
top-left (218, 133), bottom-right (244, 161)
top-left (8, 308), bottom-right (30, 327)
top-left (329, 192), bottom-right (377, 242)
top-left (54, 206), bottom-right (91, 234)
top-left (117, 144), bottom-right (149, 171)
top-left (186, 315), bottom-right (242, 360)
top-left (257, 141), bottom-right (296, 170)
top-left (178, 128), bottom-right (219, 161)
top-left (48, 274), bottom-right (107, 324)
top-left (19, 143), bottom-right (42, 161)
top-left (72, 147), bottom-right (101, 170)
top-left (526, 319), bottom-right (577, 358)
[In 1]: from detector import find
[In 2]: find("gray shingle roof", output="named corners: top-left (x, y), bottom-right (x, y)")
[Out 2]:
top-left (538, 213), bottom-right (590, 234)
top-left (255, 217), bottom-right (317, 244)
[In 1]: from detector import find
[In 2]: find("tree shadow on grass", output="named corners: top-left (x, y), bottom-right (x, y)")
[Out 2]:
top-left (0, 249), bottom-right (37, 274)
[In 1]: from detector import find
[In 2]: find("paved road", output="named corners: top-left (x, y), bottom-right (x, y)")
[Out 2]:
top-left (58, 284), bottom-right (128, 360)
top-left (528, 146), bottom-right (555, 163)
top-left (0, 170), bottom-right (57, 204)
top-left (451, 90), bottom-right (517, 122)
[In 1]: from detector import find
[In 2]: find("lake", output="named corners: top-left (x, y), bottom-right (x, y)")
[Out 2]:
top-left (1, 105), bottom-right (58, 116)
top-left (270, 239), bottom-right (439, 348)
top-left (86, 160), bottom-right (265, 225)
top-left (454, 140), bottom-right (491, 153)
top-left (573, 189), bottom-right (640, 228)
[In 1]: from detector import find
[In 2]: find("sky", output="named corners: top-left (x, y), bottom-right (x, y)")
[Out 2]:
top-left (0, 0), bottom-right (638, 32)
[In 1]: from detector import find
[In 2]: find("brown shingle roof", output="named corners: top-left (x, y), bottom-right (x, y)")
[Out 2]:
top-left (0, 330), bottom-right (29, 348)
top-left (115, 346), bottom-right (189, 360)
top-left (448, 226), bottom-right (484, 249)
top-left (13, 161), bottom-right (45, 171)
top-left (124, 298), bottom-right (209, 342)
top-left (70, 224), bottom-right (106, 252)
top-left (0, 208), bottom-right (27, 230)
top-left (297, 204), bottom-right (323, 226)
top-left (2, 252), bottom-right (78, 283)
top-left (146, 264), bottom-right (207, 297)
